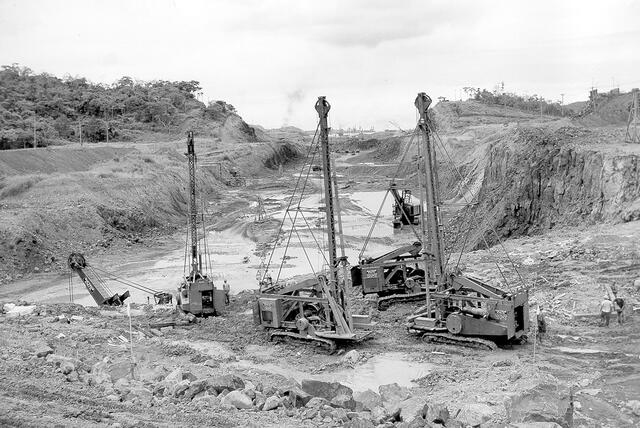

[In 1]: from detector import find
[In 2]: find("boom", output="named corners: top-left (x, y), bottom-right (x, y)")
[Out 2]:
top-left (186, 131), bottom-right (201, 278)
top-left (68, 253), bottom-right (130, 306)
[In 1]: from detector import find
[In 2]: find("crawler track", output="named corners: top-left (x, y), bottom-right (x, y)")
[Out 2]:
top-left (409, 329), bottom-right (498, 350)
top-left (268, 330), bottom-right (336, 352)
top-left (378, 291), bottom-right (427, 311)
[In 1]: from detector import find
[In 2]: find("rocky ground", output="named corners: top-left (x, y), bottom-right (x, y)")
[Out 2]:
top-left (1, 218), bottom-right (639, 428)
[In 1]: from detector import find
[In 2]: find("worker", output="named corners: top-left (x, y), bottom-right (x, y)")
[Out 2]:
top-left (223, 279), bottom-right (230, 305)
top-left (536, 305), bottom-right (547, 344)
top-left (599, 295), bottom-right (613, 327)
top-left (613, 294), bottom-right (625, 325)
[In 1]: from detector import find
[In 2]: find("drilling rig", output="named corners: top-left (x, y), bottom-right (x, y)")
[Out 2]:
top-left (253, 96), bottom-right (373, 351)
top-left (176, 132), bottom-right (225, 316)
top-left (406, 93), bottom-right (529, 349)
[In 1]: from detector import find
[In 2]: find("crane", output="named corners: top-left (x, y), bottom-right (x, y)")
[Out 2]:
top-left (176, 132), bottom-right (225, 316)
top-left (390, 183), bottom-right (420, 229)
top-left (406, 93), bottom-right (529, 349)
top-left (253, 96), bottom-right (373, 351)
top-left (67, 253), bottom-right (172, 306)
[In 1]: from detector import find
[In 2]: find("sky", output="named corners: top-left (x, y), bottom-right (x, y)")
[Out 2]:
top-left (1, 0), bottom-right (639, 130)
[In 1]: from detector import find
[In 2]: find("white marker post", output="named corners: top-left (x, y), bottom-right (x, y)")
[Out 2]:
top-left (127, 299), bottom-right (135, 378)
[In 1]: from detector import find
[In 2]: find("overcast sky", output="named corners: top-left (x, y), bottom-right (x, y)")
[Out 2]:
top-left (1, 0), bottom-right (639, 130)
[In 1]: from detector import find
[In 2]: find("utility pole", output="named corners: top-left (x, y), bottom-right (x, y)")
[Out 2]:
top-left (560, 93), bottom-right (565, 115)
top-left (626, 89), bottom-right (640, 144)
top-left (33, 114), bottom-right (37, 149)
top-left (79, 121), bottom-right (83, 147)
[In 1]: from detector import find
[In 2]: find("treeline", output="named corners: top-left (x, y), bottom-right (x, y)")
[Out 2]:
top-left (0, 64), bottom-right (237, 150)
top-left (463, 87), bottom-right (566, 116)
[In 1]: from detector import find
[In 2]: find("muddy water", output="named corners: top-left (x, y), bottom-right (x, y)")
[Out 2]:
top-left (255, 188), bottom-right (420, 284)
top-left (2, 188), bottom-right (421, 306)
top-left (234, 352), bottom-right (433, 392)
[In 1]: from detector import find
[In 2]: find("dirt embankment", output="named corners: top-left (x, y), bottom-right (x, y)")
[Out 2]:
top-left (468, 126), bottom-right (640, 248)
top-left (0, 137), bottom-right (303, 285)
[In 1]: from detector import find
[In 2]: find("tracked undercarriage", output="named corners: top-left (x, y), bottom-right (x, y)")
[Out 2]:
top-left (253, 96), bottom-right (374, 351)
top-left (402, 92), bottom-right (530, 348)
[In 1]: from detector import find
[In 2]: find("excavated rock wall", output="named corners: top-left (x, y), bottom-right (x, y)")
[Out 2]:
top-left (472, 128), bottom-right (640, 247)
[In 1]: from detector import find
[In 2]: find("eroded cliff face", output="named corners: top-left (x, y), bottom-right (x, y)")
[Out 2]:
top-left (472, 127), bottom-right (640, 247)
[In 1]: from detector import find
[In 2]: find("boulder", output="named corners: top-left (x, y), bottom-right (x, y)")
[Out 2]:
top-left (244, 388), bottom-right (256, 400)
top-left (285, 387), bottom-right (312, 407)
top-left (60, 360), bottom-right (75, 375)
top-left (253, 394), bottom-right (266, 410)
top-left (2, 303), bottom-right (16, 313)
top-left (331, 407), bottom-right (350, 422)
top-left (456, 403), bottom-right (496, 427)
top-left (424, 402), bottom-right (450, 424)
top-left (331, 394), bottom-right (357, 410)
top-left (354, 389), bottom-right (382, 411)
top-left (194, 394), bottom-right (221, 408)
top-left (114, 378), bottom-right (131, 394)
top-left (206, 374), bottom-right (245, 394)
top-left (221, 390), bottom-right (253, 409)
top-left (301, 379), bottom-right (353, 401)
top-left (168, 379), bottom-right (191, 398)
top-left (371, 406), bottom-right (390, 424)
top-left (6, 305), bottom-right (36, 318)
top-left (379, 383), bottom-right (411, 407)
top-left (163, 368), bottom-right (183, 384)
top-left (203, 359), bottom-right (219, 368)
top-left (342, 350), bottom-right (361, 365)
top-left (137, 365), bottom-right (167, 383)
top-left (344, 418), bottom-right (375, 428)
top-left (152, 384), bottom-right (166, 397)
top-left (34, 344), bottom-right (53, 358)
top-left (263, 395), bottom-right (281, 411)
top-left (125, 386), bottom-right (153, 404)
top-left (65, 371), bottom-right (80, 382)
top-left (108, 361), bottom-right (132, 382)
top-left (302, 407), bottom-right (319, 420)
top-left (183, 371), bottom-right (197, 382)
top-left (90, 359), bottom-right (111, 385)
top-left (184, 379), bottom-right (208, 400)
top-left (263, 386), bottom-right (277, 397)
top-left (508, 383), bottom-right (572, 426)
top-left (306, 397), bottom-right (330, 409)
top-left (388, 397), bottom-right (430, 423)
top-left (46, 354), bottom-right (83, 370)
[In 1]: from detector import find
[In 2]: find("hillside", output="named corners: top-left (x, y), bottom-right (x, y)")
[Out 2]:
top-left (0, 64), bottom-right (257, 149)
top-left (325, 97), bottom-right (640, 253)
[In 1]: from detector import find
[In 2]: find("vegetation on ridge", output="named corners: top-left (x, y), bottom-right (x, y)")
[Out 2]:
top-left (0, 64), bottom-right (241, 149)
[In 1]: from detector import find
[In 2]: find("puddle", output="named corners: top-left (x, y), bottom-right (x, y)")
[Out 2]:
top-left (233, 352), bottom-right (433, 392)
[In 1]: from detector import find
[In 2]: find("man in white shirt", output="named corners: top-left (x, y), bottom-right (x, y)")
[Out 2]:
top-left (223, 280), bottom-right (230, 305)
top-left (599, 295), bottom-right (613, 327)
